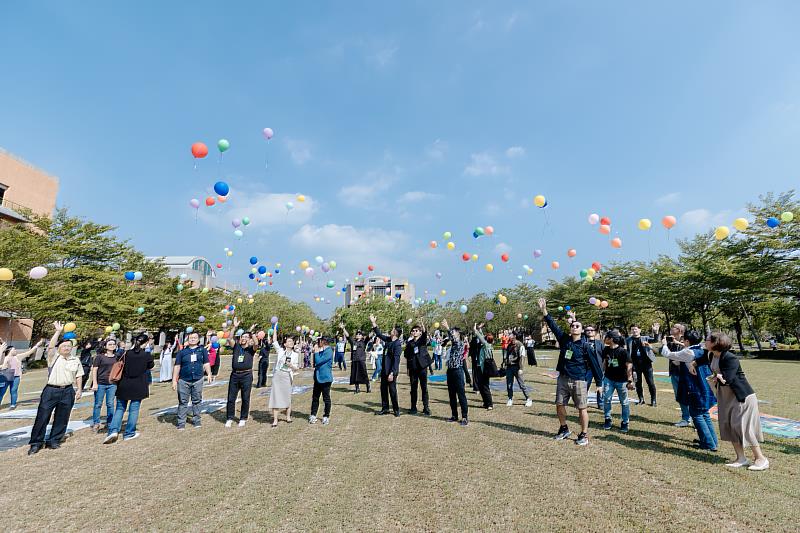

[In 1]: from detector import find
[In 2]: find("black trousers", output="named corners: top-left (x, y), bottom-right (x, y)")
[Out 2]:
top-left (446, 368), bottom-right (469, 420)
top-left (408, 366), bottom-right (429, 410)
top-left (29, 385), bottom-right (75, 446)
top-left (256, 357), bottom-right (269, 387)
top-left (474, 366), bottom-right (493, 408)
top-left (380, 373), bottom-right (399, 412)
top-left (81, 367), bottom-right (91, 389)
top-left (226, 371), bottom-right (253, 420)
top-left (311, 381), bottom-right (332, 417)
top-left (635, 366), bottom-right (656, 403)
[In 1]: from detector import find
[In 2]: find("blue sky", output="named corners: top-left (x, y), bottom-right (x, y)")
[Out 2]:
top-left (2, 1), bottom-right (799, 316)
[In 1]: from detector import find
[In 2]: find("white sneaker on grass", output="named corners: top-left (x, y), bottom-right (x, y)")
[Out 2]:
top-left (674, 420), bottom-right (690, 428)
top-left (123, 432), bottom-right (140, 441)
top-left (322, 417), bottom-right (330, 425)
top-left (309, 415), bottom-right (317, 425)
top-left (225, 420), bottom-right (233, 428)
top-left (238, 420), bottom-right (246, 427)
top-left (506, 399), bottom-right (513, 407)
top-left (525, 398), bottom-right (533, 408)
top-left (103, 433), bottom-right (118, 444)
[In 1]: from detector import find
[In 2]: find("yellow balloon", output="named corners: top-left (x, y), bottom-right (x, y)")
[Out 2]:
top-left (300, 260), bottom-right (310, 269)
top-left (446, 241), bottom-right (455, 250)
top-left (471, 254), bottom-right (479, 262)
top-left (296, 194), bottom-right (306, 202)
top-left (104, 326), bottom-right (113, 333)
top-left (638, 218), bottom-right (652, 231)
top-left (433, 322), bottom-right (440, 329)
top-left (63, 322), bottom-right (76, 333)
top-left (587, 267), bottom-right (596, 276)
top-left (498, 294), bottom-right (507, 304)
top-left (733, 218), bottom-right (749, 231)
top-left (440, 289), bottom-right (446, 296)
top-left (714, 226), bottom-right (730, 240)
top-left (781, 211), bottom-right (794, 222)
top-left (226, 250), bottom-right (233, 257)
top-left (533, 195), bottom-right (546, 207)
top-left (248, 299), bottom-right (254, 304)
top-left (237, 297), bottom-right (243, 304)
top-left (276, 263), bottom-right (281, 268)
top-left (485, 263), bottom-right (494, 272)
top-left (0, 268), bottom-right (13, 281)
top-left (217, 330), bottom-right (224, 337)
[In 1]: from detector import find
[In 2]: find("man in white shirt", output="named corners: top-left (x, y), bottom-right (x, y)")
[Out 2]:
top-left (28, 322), bottom-right (84, 455)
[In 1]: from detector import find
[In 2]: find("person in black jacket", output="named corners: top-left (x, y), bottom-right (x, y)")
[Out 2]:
top-left (225, 329), bottom-right (257, 428)
top-left (103, 333), bottom-right (154, 443)
top-left (626, 325), bottom-right (656, 406)
top-left (255, 331), bottom-right (270, 388)
top-left (404, 321), bottom-right (431, 415)
top-left (370, 314), bottom-right (401, 417)
top-left (79, 340), bottom-right (95, 390)
top-left (706, 332), bottom-right (769, 471)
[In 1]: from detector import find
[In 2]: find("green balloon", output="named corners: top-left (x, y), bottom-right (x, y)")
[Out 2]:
top-left (218, 139), bottom-right (230, 152)
top-left (242, 217), bottom-right (250, 226)
top-left (136, 307), bottom-right (145, 314)
top-left (523, 314), bottom-right (529, 320)
top-left (557, 306), bottom-right (564, 312)
top-left (176, 284), bottom-right (184, 292)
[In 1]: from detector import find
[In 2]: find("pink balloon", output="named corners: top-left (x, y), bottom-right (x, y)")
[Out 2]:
top-left (189, 199), bottom-right (200, 209)
top-left (263, 127), bottom-right (274, 140)
top-left (588, 213), bottom-right (599, 225)
top-left (484, 226), bottom-right (494, 236)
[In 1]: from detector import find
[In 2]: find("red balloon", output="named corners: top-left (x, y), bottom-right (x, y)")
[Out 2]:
top-left (461, 253), bottom-right (470, 261)
top-left (191, 142), bottom-right (208, 159)
top-left (216, 263), bottom-right (222, 269)
top-left (591, 261), bottom-right (602, 271)
top-left (368, 265), bottom-right (375, 271)
top-left (501, 253), bottom-right (509, 262)
top-left (269, 281), bottom-right (273, 286)
top-left (661, 215), bottom-right (676, 229)
top-left (205, 197), bottom-right (216, 207)
top-left (600, 216), bottom-right (611, 226)
top-left (357, 271), bottom-right (363, 276)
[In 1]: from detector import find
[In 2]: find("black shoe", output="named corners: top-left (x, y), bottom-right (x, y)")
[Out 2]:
top-left (650, 400), bottom-right (657, 407)
top-left (422, 408), bottom-right (431, 416)
top-left (637, 397), bottom-right (645, 405)
top-left (366, 386), bottom-right (371, 393)
top-left (376, 410), bottom-right (389, 416)
top-left (460, 418), bottom-right (469, 426)
top-left (393, 410), bottom-right (400, 417)
top-left (45, 442), bottom-right (61, 450)
top-left (28, 445), bottom-right (42, 456)
top-left (408, 409), bottom-right (418, 415)
top-left (448, 416), bottom-right (458, 422)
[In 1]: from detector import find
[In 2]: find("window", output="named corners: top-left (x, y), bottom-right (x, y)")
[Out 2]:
top-left (0, 183), bottom-right (6, 205)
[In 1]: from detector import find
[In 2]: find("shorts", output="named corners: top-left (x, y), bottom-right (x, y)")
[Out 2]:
top-left (555, 375), bottom-right (588, 409)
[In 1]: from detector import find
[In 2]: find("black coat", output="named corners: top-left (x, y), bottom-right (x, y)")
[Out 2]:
top-left (115, 349), bottom-right (155, 402)
top-left (373, 327), bottom-right (402, 377)
top-left (717, 351), bottom-right (755, 402)
top-left (404, 330), bottom-right (431, 370)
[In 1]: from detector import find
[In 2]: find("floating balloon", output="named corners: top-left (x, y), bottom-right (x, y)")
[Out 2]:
top-left (533, 195), bottom-right (546, 208)
top-left (611, 237), bottom-right (622, 249)
top-left (459, 305), bottom-right (468, 314)
top-left (599, 224), bottom-right (611, 235)
top-left (471, 254), bottom-right (479, 262)
top-left (600, 300), bottom-right (609, 308)
top-left (258, 266), bottom-right (267, 275)
top-left (446, 242), bottom-right (455, 250)
top-left (189, 199), bottom-right (200, 209)
top-left (326, 280), bottom-right (335, 288)
top-left (587, 267), bottom-right (596, 276)
top-left (484, 226), bottom-right (494, 235)
top-left (589, 297), bottom-right (597, 305)
top-left (600, 216), bottom-right (611, 226)
top-left (766, 217), bottom-right (780, 228)
top-left (213, 182), bottom-right (230, 196)
top-left (443, 231), bottom-right (452, 240)
top-left (440, 289), bottom-right (447, 296)
top-left (533, 249), bottom-right (543, 258)
top-left (29, 266), bottom-right (48, 279)
top-left (112, 322), bottom-right (121, 331)
top-left (263, 128), bottom-right (274, 140)
top-left (551, 261), bottom-right (560, 270)
top-left (429, 241), bottom-right (438, 249)
top-left (517, 313), bottom-right (522, 319)
top-left (285, 202), bottom-right (294, 211)
top-left (201, 287), bottom-right (209, 293)
top-left (242, 217), bottom-right (250, 226)
top-left (781, 211), bottom-right (794, 222)
top-left (216, 263), bottom-right (223, 269)
top-left (498, 294), bottom-right (507, 304)
top-left (62, 331), bottom-right (77, 341)
top-left (198, 316), bottom-right (206, 323)
top-left (133, 272), bottom-right (142, 281)
top-left (321, 263), bottom-right (330, 273)
top-left (176, 284), bottom-right (184, 292)
top-left (501, 253), bottom-right (509, 262)
top-left (588, 213), bottom-right (599, 225)
top-left (217, 195), bottom-right (228, 203)
top-left (124, 271), bottom-right (135, 281)
top-left (485, 311), bottom-right (494, 321)
top-left (104, 326), bottom-right (113, 333)
top-left (296, 194), bottom-right (306, 203)
top-left (567, 249), bottom-right (577, 258)
top-left (226, 250), bottom-right (233, 257)
top-left (591, 261), bottom-right (602, 271)
top-left (231, 219), bottom-right (241, 228)
top-left (217, 139), bottom-right (230, 152)
top-left (638, 218), bottom-right (652, 231)
top-left (368, 265), bottom-right (375, 271)
top-left (191, 142), bottom-right (208, 159)
top-left (579, 269), bottom-right (588, 278)
top-left (205, 197), bottom-right (216, 207)
top-left (461, 253), bottom-right (470, 262)
top-left (714, 226), bottom-right (730, 240)
top-left (304, 267), bottom-right (315, 277)
top-left (733, 218), bottom-right (749, 231)
top-left (661, 216), bottom-right (676, 229)
top-left (63, 322), bottom-right (76, 333)
top-left (234, 229), bottom-right (243, 238)
top-left (485, 263), bottom-right (494, 272)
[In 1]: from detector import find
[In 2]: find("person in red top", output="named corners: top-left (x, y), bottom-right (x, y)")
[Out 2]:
top-left (500, 333), bottom-right (510, 360)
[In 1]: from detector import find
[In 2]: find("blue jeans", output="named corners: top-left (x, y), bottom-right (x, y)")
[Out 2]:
top-left (92, 383), bottom-right (117, 426)
top-left (671, 373), bottom-right (690, 422)
top-left (689, 406), bottom-right (718, 450)
top-left (108, 398), bottom-right (141, 438)
top-left (371, 356), bottom-right (382, 380)
top-left (434, 353), bottom-right (442, 370)
top-left (0, 376), bottom-right (20, 407)
top-left (603, 378), bottom-right (630, 424)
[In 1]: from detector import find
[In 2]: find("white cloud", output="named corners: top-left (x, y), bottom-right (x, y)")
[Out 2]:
top-left (198, 191), bottom-right (316, 229)
top-left (426, 139), bottom-right (448, 160)
top-left (291, 224), bottom-right (421, 276)
top-left (681, 208), bottom-right (731, 231)
top-left (284, 138), bottom-right (311, 165)
top-left (399, 191), bottom-right (442, 203)
top-left (494, 242), bottom-right (512, 254)
top-left (656, 192), bottom-right (681, 205)
top-left (464, 152), bottom-right (509, 176)
top-left (337, 172), bottom-right (395, 207)
top-left (505, 146), bottom-right (525, 158)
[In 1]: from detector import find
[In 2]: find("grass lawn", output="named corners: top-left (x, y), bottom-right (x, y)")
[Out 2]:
top-left (2, 350), bottom-right (798, 532)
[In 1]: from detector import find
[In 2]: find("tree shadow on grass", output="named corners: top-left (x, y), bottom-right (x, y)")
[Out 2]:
top-left (598, 433), bottom-right (723, 464)
top-left (473, 419), bottom-right (554, 439)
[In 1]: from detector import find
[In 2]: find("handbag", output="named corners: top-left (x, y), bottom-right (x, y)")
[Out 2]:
top-left (109, 353), bottom-right (126, 384)
top-left (484, 355), bottom-right (499, 377)
top-left (0, 367), bottom-right (14, 382)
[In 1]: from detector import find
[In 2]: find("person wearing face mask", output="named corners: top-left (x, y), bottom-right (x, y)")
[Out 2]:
top-left (370, 314), bottom-right (402, 417)
top-left (341, 323), bottom-right (370, 394)
top-left (403, 321), bottom-right (431, 416)
top-left (103, 333), bottom-right (155, 443)
top-left (28, 322), bottom-right (84, 455)
top-left (225, 324), bottom-right (256, 428)
top-left (539, 299), bottom-right (604, 446)
top-left (627, 325), bottom-right (657, 406)
top-left (269, 324), bottom-right (300, 428)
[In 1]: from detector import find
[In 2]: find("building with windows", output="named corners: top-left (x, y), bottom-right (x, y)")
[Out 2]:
top-left (145, 256), bottom-right (218, 289)
top-left (0, 148), bottom-right (59, 224)
top-left (344, 275), bottom-right (415, 307)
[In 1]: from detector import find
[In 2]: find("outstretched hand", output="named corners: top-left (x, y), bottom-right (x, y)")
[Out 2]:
top-left (537, 298), bottom-right (547, 314)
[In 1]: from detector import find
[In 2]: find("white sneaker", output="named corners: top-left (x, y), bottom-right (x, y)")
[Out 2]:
top-left (123, 432), bottom-right (140, 441)
top-left (322, 417), bottom-right (330, 425)
top-left (225, 420), bottom-right (233, 428)
top-left (748, 460), bottom-right (770, 471)
top-left (674, 420), bottom-right (690, 428)
top-left (525, 398), bottom-right (533, 408)
top-left (506, 399), bottom-right (513, 406)
top-left (103, 432), bottom-right (118, 444)
top-left (725, 459), bottom-right (751, 468)
top-left (309, 415), bottom-right (317, 425)
top-left (238, 420), bottom-right (246, 427)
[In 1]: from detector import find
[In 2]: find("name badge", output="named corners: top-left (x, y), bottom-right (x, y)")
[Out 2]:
top-left (414, 347), bottom-right (419, 354)
top-left (565, 349), bottom-right (573, 360)
top-left (610, 359), bottom-right (618, 367)
top-left (238, 355), bottom-right (245, 363)
top-left (190, 352), bottom-right (197, 363)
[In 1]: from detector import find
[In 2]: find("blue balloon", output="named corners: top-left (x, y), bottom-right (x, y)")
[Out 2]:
top-left (249, 256), bottom-right (258, 265)
top-left (274, 269), bottom-right (279, 274)
top-left (472, 231), bottom-right (480, 238)
top-left (248, 273), bottom-right (255, 279)
top-left (124, 271), bottom-right (135, 281)
top-left (258, 266), bottom-right (267, 274)
top-left (565, 305), bottom-right (571, 311)
top-left (214, 181), bottom-right (230, 196)
top-left (63, 332), bottom-right (76, 340)
top-left (766, 217), bottom-right (780, 228)
top-left (211, 342), bottom-right (221, 349)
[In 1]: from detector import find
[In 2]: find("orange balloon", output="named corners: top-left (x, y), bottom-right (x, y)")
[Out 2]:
top-left (217, 195), bottom-right (228, 203)
top-left (611, 237), bottom-right (622, 249)
top-left (567, 249), bottom-right (577, 258)
top-left (205, 197), bottom-right (216, 207)
top-left (661, 215), bottom-right (676, 229)
top-left (429, 241), bottom-right (438, 249)
top-left (599, 224), bottom-right (611, 235)
top-left (551, 261), bottom-right (560, 270)
top-left (600, 300), bottom-right (609, 308)
top-left (191, 142), bottom-right (208, 158)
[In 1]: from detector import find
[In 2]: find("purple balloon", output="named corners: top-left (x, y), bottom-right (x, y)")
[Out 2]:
top-left (533, 249), bottom-right (543, 258)
top-left (263, 127), bottom-right (274, 140)
top-left (210, 335), bottom-right (218, 343)
top-left (231, 218), bottom-right (241, 228)
top-left (190, 199), bottom-right (200, 209)
top-left (321, 263), bottom-right (330, 273)
top-left (270, 316), bottom-right (278, 324)
top-left (435, 272), bottom-right (442, 279)
top-left (198, 316), bottom-right (206, 323)
top-left (485, 311), bottom-right (495, 321)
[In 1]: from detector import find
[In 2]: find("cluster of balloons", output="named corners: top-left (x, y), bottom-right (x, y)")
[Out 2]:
top-left (588, 296), bottom-right (610, 309)
top-left (123, 271), bottom-right (143, 281)
top-left (588, 214), bottom-right (613, 236)
top-left (472, 226), bottom-right (495, 239)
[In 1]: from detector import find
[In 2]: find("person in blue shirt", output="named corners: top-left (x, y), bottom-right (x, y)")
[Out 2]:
top-left (172, 331), bottom-right (212, 430)
top-left (538, 298), bottom-right (604, 446)
top-left (309, 336), bottom-right (334, 425)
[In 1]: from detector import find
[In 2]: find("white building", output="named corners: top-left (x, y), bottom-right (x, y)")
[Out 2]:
top-left (345, 275), bottom-right (415, 307)
top-left (146, 256), bottom-right (218, 289)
